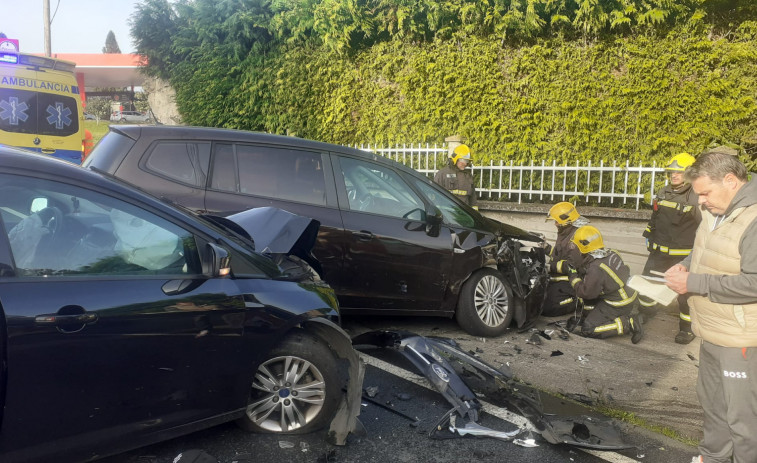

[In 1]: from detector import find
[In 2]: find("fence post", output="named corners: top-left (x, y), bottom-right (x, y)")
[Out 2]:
top-left (598, 160), bottom-right (604, 204)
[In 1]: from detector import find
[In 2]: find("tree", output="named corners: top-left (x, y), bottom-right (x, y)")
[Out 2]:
top-left (103, 30), bottom-right (122, 53)
top-left (86, 98), bottom-right (112, 120)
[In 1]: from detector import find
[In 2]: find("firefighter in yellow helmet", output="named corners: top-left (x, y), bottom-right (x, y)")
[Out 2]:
top-left (434, 144), bottom-right (477, 209)
top-left (541, 202), bottom-right (588, 317)
top-left (641, 152), bottom-right (701, 344)
top-left (566, 225), bottom-right (644, 343)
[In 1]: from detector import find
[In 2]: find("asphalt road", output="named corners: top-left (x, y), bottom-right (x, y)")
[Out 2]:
top-left (101, 318), bottom-right (696, 463)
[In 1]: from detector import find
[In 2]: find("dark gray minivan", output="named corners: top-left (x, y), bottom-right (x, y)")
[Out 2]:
top-left (85, 125), bottom-right (548, 336)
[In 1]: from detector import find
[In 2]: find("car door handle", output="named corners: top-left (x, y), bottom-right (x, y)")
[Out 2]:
top-left (35, 312), bottom-right (98, 325)
top-left (353, 230), bottom-right (374, 241)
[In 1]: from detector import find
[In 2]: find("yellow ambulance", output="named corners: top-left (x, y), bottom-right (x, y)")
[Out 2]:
top-left (0, 51), bottom-right (84, 163)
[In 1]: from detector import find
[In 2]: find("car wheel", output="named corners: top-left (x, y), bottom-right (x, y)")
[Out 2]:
top-left (236, 330), bottom-right (342, 434)
top-left (456, 268), bottom-right (514, 337)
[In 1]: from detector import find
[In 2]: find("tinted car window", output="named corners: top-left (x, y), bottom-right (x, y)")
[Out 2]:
top-left (339, 157), bottom-right (424, 218)
top-left (0, 88), bottom-right (80, 137)
top-left (145, 141), bottom-right (210, 187)
top-left (0, 174), bottom-right (201, 277)
top-left (82, 131), bottom-right (136, 170)
top-left (210, 144), bottom-right (327, 206)
top-left (413, 179), bottom-right (475, 228)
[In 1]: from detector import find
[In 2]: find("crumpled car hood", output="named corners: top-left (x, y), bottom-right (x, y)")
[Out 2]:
top-left (226, 207), bottom-right (320, 256)
top-left (206, 206), bottom-right (320, 258)
top-left (483, 216), bottom-right (543, 243)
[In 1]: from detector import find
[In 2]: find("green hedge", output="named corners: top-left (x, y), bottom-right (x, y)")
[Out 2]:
top-left (172, 23), bottom-right (757, 168)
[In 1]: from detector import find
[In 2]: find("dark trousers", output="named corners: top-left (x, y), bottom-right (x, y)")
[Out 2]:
top-left (642, 250), bottom-right (691, 332)
top-left (541, 278), bottom-right (577, 317)
top-left (579, 302), bottom-right (635, 339)
top-left (697, 341), bottom-right (757, 463)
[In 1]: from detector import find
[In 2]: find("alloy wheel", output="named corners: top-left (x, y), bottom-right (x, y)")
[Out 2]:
top-left (474, 274), bottom-right (510, 327)
top-left (246, 355), bottom-right (327, 432)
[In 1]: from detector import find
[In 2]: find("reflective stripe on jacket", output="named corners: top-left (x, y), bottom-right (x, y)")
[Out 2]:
top-left (569, 250), bottom-right (637, 310)
top-left (434, 165), bottom-right (477, 207)
top-left (643, 184), bottom-right (700, 254)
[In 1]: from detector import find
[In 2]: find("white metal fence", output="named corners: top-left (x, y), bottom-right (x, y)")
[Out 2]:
top-left (353, 143), bottom-right (666, 210)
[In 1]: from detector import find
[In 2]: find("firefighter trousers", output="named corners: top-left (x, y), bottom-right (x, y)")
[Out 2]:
top-left (541, 278), bottom-right (577, 317)
top-left (578, 302), bottom-right (635, 339)
top-left (697, 341), bottom-right (757, 463)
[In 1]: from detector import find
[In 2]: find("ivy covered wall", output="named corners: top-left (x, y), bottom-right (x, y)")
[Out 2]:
top-left (172, 23), bottom-right (757, 166)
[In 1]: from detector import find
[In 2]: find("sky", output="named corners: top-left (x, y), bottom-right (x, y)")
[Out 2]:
top-left (1, 0), bottom-right (142, 54)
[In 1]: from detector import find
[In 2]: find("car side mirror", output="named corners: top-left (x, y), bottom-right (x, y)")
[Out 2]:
top-left (426, 206), bottom-right (443, 226)
top-left (425, 206), bottom-right (443, 237)
top-left (207, 243), bottom-right (231, 277)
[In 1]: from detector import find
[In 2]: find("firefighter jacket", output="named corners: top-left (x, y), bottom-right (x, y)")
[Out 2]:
top-left (549, 224), bottom-right (581, 275)
top-left (434, 164), bottom-right (477, 207)
top-left (684, 180), bottom-right (757, 347)
top-left (643, 183), bottom-right (700, 257)
top-left (569, 249), bottom-right (638, 311)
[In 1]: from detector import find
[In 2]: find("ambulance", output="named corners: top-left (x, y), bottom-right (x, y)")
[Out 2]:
top-left (0, 51), bottom-right (84, 163)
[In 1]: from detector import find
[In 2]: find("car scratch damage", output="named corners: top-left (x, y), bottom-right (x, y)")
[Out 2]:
top-left (352, 330), bottom-right (630, 450)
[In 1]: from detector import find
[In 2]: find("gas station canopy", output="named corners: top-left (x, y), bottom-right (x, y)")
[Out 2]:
top-left (51, 53), bottom-right (145, 88)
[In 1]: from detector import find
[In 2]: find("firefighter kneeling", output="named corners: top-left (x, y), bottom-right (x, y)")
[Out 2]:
top-left (541, 202), bottom-right (588, 316)
top-left (566, 225), bottom-right (644, 344)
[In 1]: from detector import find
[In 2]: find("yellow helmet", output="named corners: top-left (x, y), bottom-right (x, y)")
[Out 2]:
top-left (665, 153), bottom-right (696, 172)
top-left (572, 225), bottom-right (605, 254)
top-left (546, 202), bottom-right (580, 225)
top-left (450, 144), bottom-right (472, 164)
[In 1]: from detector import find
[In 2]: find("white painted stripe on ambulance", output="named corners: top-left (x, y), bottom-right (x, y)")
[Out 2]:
top-left (359, 352), bottom-right (639, 463)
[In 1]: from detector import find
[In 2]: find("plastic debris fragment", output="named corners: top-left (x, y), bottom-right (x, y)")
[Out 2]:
top-left (513, 438), bottom-right (539, 448)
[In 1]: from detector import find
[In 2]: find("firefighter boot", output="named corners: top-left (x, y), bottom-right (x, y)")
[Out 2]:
top-left (675, 331), bottom-right (695, 344)
top-left (630, 315), bottom-right (644, 344)
top-left (566, 316), bottom-right (579, 332)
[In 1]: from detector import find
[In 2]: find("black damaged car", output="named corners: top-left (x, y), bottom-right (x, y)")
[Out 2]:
top-left (0, 146), bottom-right (362, 462)
top-left (85, 126), bottom-right (548, 336)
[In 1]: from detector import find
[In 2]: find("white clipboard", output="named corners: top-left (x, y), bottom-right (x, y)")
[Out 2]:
top-left (627, 274), bottom-right (678, 306)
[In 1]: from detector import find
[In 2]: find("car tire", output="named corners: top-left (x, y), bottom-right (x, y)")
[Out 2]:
top-left (236, 330), bottom-right (342, 434)
top-left (456, 268), bottom-right (514, 337)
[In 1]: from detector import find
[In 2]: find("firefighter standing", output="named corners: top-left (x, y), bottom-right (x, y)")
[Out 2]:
top-left (541, 202), bottom-right (588, 316)
top-left (567, 225), bottom-right (644, 343)
top-left (641, 152), bottom-right (700, 344)
top-left (434, 144), bottom-right (477, 209)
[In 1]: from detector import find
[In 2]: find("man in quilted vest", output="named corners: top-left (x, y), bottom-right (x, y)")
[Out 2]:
top-left (665, 150), bottom-right (757, 463)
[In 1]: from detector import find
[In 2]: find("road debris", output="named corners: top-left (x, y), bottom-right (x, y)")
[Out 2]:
top-left (526, 332), bottom-right (543, 345)
top-left (353, 330), bottom-right (631, 450)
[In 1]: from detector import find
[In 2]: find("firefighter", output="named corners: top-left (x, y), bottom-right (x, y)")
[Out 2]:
top-left (434, 144), bottom-right (477, 209)
top-left (541, 201), bottom-right (588, 316)
top-left (566, 225), bottom-right (644, 344)
top-left (641, 152), bottom-right (700, 344)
